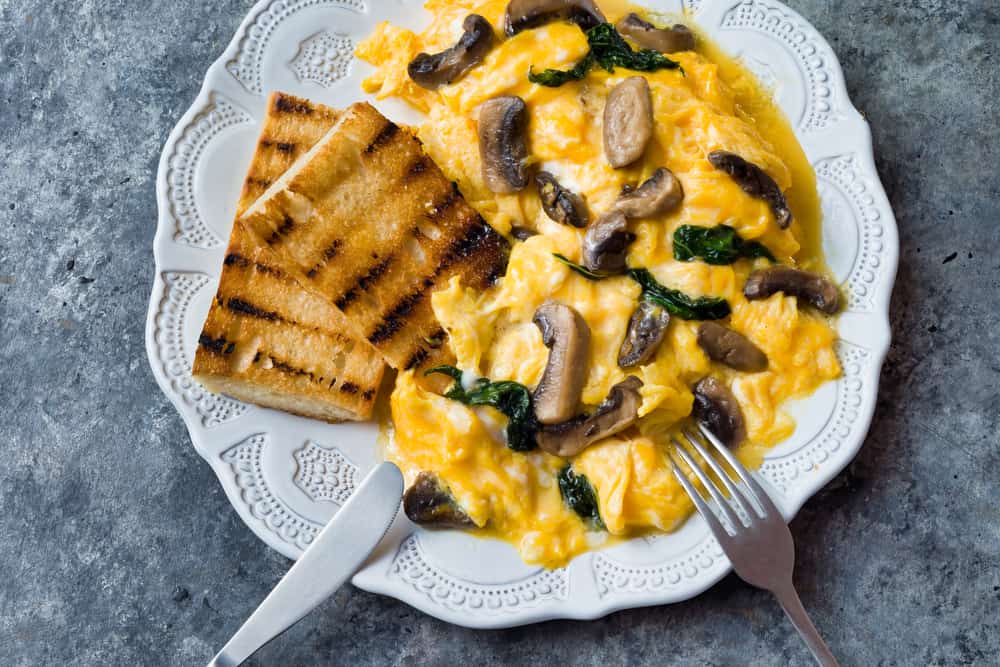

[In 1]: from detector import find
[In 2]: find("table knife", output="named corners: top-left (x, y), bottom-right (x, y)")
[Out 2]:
top-left (208, 461), bottom-right (403, 667)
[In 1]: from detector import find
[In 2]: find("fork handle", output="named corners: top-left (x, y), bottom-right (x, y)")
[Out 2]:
top-left (772, 581), bottom-right (841, 667)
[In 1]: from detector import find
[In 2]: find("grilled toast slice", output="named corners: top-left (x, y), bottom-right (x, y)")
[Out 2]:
top-left (236, 93), bottom-right (341, 216)
top-left (193, 92), bottom-right (385, 422)
top-left (193, 220), bottom-right (385, 422)
top-left (240, 102), bottom-right (509, 370)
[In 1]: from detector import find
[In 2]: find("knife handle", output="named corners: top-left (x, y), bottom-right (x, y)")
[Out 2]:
top-left (208, 462), bottom-right (403, 667)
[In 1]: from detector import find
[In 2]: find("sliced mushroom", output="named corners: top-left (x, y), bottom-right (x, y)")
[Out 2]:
top-left (408, 15), bottom-right (495, 89)
top-left (478, 96), bottom-right (529, 194)
top-left (603, 76), bottom-right (654, 169)
top-left (743, 266), bottom-right (841, 314)
top-left (403, 471), bottom-right (475, 528)
top-left (692, 377), bottom-right (746, 448)
top-left (532, 301), bottom-right (591, 424)
top-left (537, 376), bottom-right (644, 457)
top-left (536, 171), bottom-right (588, 227)
top-left (618, 299), bottom-right (670, 368)
top-left (707, 151), bottom-right (792, 228)
top-left (697, 322), bottom-right (768, 372)
top-left (616, 13), bottom-right (695, 53)
top-left (510, 225), bottom-right (537, 241)
top-left (504, 0), bottom-right (605, 37)
top-left (614, 167), bottom-right (684, 219)
top-left (582, 210), bottom-right (636, 274)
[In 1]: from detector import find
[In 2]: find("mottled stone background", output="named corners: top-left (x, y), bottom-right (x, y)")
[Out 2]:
top-left (0, 1), bottom-right (997, 665)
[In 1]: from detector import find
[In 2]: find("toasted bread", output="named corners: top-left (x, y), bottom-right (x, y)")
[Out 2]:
top-left (193, 93), bottom-right (385, 422)
top-left (236, 93), bottom-right (341, 216)
top-left (193, 220), bottom-right (385, 422)
top-left (240, 102), bottom-right (509, 370)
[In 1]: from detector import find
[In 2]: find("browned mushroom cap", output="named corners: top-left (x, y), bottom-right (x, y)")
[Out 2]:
top-left (707, 151), bottom-right (792, 228)
top-left (403, 471), bottom-right (475, 528)
top-left (537, 376), bottom-right (644, 457)
top-left (536, 171), bottom-right (588, 227)
top-left (532, 301), bottom-right (591, 425)
top-left (618, 299), bottom-right (670, 368)
top-left (478, 96), bottom-right (529, 194)
top-left (510, 225), bottom-right (537, 241)
top-left (615, 13), bottom-right (695, 53)
top-left (744, 266), bottom-right (841, 314)
top-left (614, 167), bottom-right (684, 219)
top-left (697, 322), bottom-right (768, 372)
top-left (504, 0), bottom-right (605, 37)
top-left (582, 210), bottom-right (636, 274)
top-left (408, 15), bottom-right (495, 89)
top-left (692, 377), bottom-right (746, 448)
top-left (603, 76), bottom-right (654, 169)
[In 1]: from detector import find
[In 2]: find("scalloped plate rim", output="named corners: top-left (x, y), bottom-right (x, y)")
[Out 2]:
top-left (144, 0), bottom-right (898, 628)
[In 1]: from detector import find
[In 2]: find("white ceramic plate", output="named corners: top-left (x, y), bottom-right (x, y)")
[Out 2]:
top-left (145, 0), bottom-right (898, 628)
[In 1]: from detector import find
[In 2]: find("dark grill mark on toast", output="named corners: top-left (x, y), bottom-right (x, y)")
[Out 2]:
top-left (364, 121), bottom-right (400, 154)
top-left (339, 382), bottom-right (359, 394)
top-left (426, 187), bottom-right (459, 221)
top-left (198, 334), bottom-right (230, 354)
top-left (404, 347), bottom-right (430, 370)
top-left (335, 289), bottom-right (359, 310)
top-left (358, 256), bottom-right (392, 291)
top-left (276, 142), bottom-right (295, 153)
top-left (245, 177), bottom-right (272, 189)
top-left (224, 253), bottom-right (287, 279)
top-left (336, 256), bottom-right (393, 310)
top-left (271, 358), bottom-right (316, 382)
top-left (367, 287), bottom-right (426, 345)
top-left (274, 95), bottom-right (313, 114)
top-left (306, 239), bottom-right (343, 278)
top-left (362, 389), bottom-right (377, 401)
top-left (425, 211), bottom-right (510, 290)
top-left (473, 223), bottom-right (511, 287)
top-left (403, 155), bottom-right (431, 181)
top-left (267, 213), bottom-right (296, 245)
top-left (434, 214), bottom-right (492, 273)
top-left (225, 297), bottom-right (280, 322)
top-left (224, 253), bottom-right (251, 269)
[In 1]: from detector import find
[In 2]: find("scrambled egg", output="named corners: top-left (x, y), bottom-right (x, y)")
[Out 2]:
top-left (360, 0), bottom-right (840, 567)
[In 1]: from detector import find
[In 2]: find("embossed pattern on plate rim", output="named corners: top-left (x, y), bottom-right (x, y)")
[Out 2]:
top-left (144, 0), bottom-right (899, 628)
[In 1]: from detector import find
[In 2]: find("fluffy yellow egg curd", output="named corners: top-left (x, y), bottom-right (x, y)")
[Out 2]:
top-left (360, 0), bottom-right (840, 568)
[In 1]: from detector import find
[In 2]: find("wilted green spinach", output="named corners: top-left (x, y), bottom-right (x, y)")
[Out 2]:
top-left (552, 253), bottom-right (609, 280)
top-left (626, 268), bottom-right (731, 320)
top-left (425, 366), bottom-right (538, 452)
top-left (529, 23), bottom-right (682, 87)
top-left (558, 466), bottom-right (605, 528)
top-left (673, 224), bottom-right (775, 265)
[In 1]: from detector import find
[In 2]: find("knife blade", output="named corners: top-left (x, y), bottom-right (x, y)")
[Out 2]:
top-left (208, 461), bottom-right (404, 667)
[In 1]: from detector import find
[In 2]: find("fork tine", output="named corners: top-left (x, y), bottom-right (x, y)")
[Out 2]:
top-left (671, 439), bottom-right (742, 533)
top-left (682, 428), bottom-right (756, 523)
top-left (697, 423), bottom-right (783, 520)
top-left (668, 454), bottom-right (733, 542)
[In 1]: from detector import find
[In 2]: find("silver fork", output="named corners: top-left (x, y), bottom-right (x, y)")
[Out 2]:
top-left (669, 424), bottom-right (841, 667)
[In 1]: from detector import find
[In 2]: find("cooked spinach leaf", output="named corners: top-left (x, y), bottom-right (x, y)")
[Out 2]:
top-left (588, 22), bottom-right (680, 73)
top-left (626, 268), bottom-right (731, 320)
top-left (529, 54), bottom-right (594, 86)
top-left (552, 253), bottom-right (609, 280)
top-left (425, 365), bottom-right (538, 451)
top-left (673, 224), bottom-right (775, 265)
top-left (529, 23), bottom-right (681, 87)
top-left (558, 466), bottom-right (604, 528)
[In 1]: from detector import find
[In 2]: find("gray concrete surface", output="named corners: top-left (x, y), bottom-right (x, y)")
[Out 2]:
top-left (1, 1), bottom-right (998, 665)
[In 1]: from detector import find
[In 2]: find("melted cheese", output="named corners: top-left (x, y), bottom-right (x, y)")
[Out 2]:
top-left (359, 0), bottom-right (840, 568)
